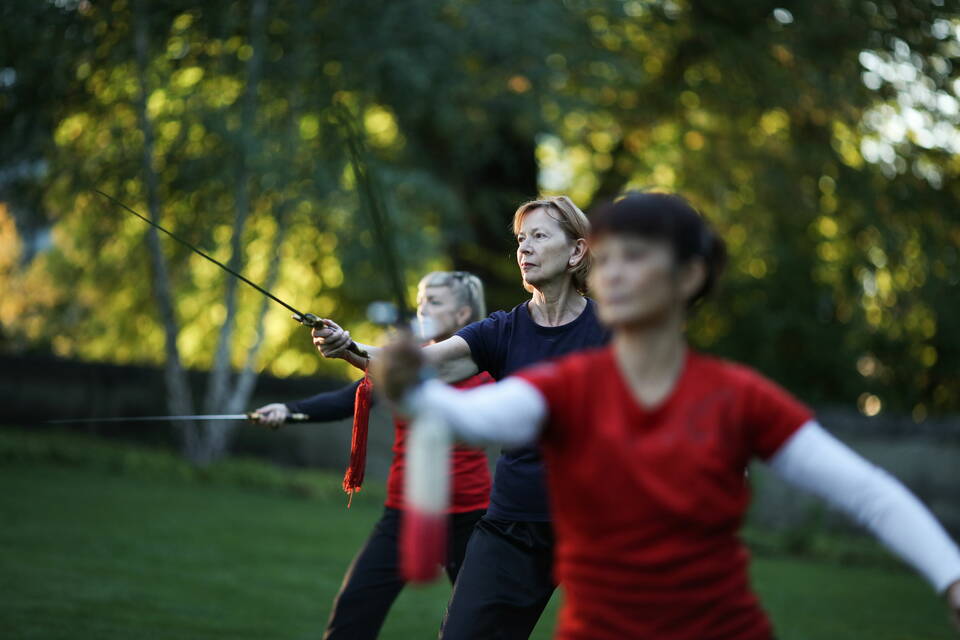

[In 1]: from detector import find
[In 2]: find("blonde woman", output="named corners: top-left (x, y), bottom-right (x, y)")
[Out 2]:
top-left (254, 271), bottom-right (492, 640)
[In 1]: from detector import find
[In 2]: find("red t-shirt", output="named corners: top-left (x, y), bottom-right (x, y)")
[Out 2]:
top-left (386, 372), bottom-right (493, 513)
top-left (515, 347), bottom-right (812, 640)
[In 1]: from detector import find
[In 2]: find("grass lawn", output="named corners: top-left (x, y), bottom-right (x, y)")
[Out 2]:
top-left (0, 452), bottom-right (955, 639)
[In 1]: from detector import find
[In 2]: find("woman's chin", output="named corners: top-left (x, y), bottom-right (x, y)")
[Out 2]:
top-left (597, 306), bottom-right (634, 327)
top-left (522, 270), bottom-right (562, 290)
top-left (521, 275), bottom-right (541, 290)
top-left (599, 305), bottom-right (661, 329)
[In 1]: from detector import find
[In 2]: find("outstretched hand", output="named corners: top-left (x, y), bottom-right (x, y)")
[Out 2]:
top-left (371, 328), bottom-right (424, 406)
top-left (251, 403), bottom-right (290, 430)
top-left (311, 318), bottom-right (353, 358)
top-left (948, 579), bottom-right (960, 632)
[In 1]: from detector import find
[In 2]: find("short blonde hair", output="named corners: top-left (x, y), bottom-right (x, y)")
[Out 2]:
top-left (418, 271), bottom-right (487, 323)
top-left (512, 195), bottom-right (591, 294)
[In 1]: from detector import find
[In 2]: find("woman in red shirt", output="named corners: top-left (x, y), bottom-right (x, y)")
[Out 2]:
top-left (378, 193), bottom-right (960, 639)
top-left (253, 270), bottom-right (491, 640)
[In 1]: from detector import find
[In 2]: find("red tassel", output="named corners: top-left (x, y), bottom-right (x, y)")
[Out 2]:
top-left (400, 411), bottom-right (451, 583)
top-left (401, 508), bottom-right (446, 583)
top-left (343, 372), bottom-right (373, 506)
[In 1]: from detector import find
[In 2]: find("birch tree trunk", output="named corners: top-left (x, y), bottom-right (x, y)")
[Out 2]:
top-left (225, 0), bottom-right (310, 423)
top-left (226, 203), bottom-right (293, 415)
top-left (133, 0), bottom-right (199, 459)
top-left (199, 0), bottom-right (269, 462)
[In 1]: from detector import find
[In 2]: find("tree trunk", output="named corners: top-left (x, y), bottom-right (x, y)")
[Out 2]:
top-left (227, 204), bottom-right (293, 414)
top-left (199, 0), bottom-right (270, 462)
top-left (133, 0), bottom-right (199, 459)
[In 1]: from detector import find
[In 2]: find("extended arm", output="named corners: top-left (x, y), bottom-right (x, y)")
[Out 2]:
top-left (410, 377), bottom-right (547, 448)
top-left (421, 336), bottom-right (480, 381)
top-left (313, 319), bottom-right (479, 382)
top-left (253, 380), bottom-right (365, 428)
top-left (769, 421), bottom-right (960, 595)
top-left (286, 379), bottom-right (365, 422)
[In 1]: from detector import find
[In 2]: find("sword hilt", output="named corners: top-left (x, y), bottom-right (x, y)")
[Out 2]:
top-left (245, 411), bottom-right (310, 430)
top-left (293, 313), bottom-right (369, 358)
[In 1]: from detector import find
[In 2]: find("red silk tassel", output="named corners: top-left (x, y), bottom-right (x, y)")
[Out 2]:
top-left (343, 372), bottom-right (373, 506)
top-left (399, 411), bottom-right (451, 583)
top-left (401, 509), bottom-right (446, 583)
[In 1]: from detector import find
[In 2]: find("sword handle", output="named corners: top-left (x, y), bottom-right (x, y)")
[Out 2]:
top-left (245, 411), bottom-right (310, 428)
top-left (294, 313), bottom-right (369, 358)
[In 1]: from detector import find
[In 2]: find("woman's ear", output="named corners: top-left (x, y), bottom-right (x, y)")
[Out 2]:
top-left (455, 305), bottom-right (472, 326)
top-left (569, 238), bottom-right (587, 268)
top-left (678, 258), bottom-right (707, 303)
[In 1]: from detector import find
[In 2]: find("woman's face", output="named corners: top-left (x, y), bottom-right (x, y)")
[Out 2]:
top-left (515, 208), bottom-right (584, 291)
top-left (416, 283), bottom-right (471, 341)
top-left (589, 234), bottom-right (702, 329)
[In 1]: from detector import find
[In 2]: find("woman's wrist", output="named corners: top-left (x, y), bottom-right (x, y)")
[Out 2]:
top-left (342, 349), bottom-right (370, 371)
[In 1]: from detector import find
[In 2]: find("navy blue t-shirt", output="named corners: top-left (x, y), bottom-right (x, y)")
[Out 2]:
top-left (455, 299), bottom-right (610, 521)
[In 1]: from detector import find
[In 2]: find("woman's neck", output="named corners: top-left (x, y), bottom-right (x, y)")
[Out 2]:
top-left (612, 310), bottom-right (687, 407)
top-left (528, 277), bottom-right (586, 327)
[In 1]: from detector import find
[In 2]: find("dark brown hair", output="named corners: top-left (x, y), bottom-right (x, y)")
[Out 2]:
top-left (589, 192), bottom-right (727, 306)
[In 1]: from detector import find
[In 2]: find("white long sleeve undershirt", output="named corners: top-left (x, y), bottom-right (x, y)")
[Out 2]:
top-left (770, 421), bottom-right (960, 593)
top-left (410, 377), bottom-right (960, 593)
top-left (411, 378), bottom-right (546, 448)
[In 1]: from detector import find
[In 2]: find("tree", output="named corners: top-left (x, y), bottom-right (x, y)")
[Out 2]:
top-left (2, 0), bottom-right (960, 448)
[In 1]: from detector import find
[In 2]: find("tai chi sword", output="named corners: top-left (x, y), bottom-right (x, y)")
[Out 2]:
top-left (47, 413), bottom-right (309, 424)
top-left (93, 189), bottom-right (367, 358)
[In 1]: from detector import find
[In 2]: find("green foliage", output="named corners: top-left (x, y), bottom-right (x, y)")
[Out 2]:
top-left (742, 523), bottom-right (904, 570)
top-left (2, 0), bottom-right (960, 418)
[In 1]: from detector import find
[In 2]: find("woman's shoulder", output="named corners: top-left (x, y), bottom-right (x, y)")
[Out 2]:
top-left (510, 346), bottom-right (612, 411)
top-left (464, 302), bottom-right (527, 329)
top-left (519, 344), bottom-right (611, 381)
top-left (689, 351), bottom-right (791, 395)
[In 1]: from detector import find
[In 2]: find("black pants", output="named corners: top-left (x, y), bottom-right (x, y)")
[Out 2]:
top-left (322, 507), bottom-right (484, 640)
top-left (439, 517), bottom-right (556, 640)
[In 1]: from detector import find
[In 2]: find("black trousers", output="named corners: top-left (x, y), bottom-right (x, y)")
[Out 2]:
top-left (322, 506), bottom-right (484, 640)
top-left (439, 517), bottom-right (556, 640)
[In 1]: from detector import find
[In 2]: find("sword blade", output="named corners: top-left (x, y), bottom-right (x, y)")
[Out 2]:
top-left (335, 107), bottom-right (410, 319)
top-left (94, 189), bottom-right (367, 357)
top-left (94, 189), bottom-right (305, 318)
top-left (48, 414), bottom-right (250, 424)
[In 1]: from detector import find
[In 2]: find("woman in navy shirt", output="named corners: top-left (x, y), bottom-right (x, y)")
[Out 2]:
top-left (315, 196), bottom-right (609, 639)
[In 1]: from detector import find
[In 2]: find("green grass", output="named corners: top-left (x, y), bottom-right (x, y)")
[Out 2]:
top-left (0, 431), bottom-right (955, 639)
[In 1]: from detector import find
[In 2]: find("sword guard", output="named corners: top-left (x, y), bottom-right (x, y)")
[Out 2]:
top-left (293, 312), bottom-right (323, 328)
